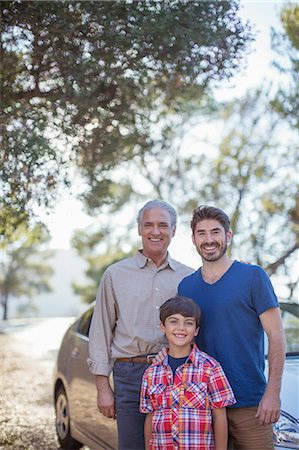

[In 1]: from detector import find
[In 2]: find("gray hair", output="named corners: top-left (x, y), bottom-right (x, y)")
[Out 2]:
top-left (137, 200), bottom-right (177, 229)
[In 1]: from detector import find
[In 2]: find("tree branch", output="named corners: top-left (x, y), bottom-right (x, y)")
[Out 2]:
top-left (266, 242), bottom-right (299, 276)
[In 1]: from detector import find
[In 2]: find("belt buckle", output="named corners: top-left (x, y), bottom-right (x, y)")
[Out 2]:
top-left (146, 354), bottom-right (156, 364)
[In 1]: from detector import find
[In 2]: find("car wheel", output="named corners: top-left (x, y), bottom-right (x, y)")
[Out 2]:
top-left (55, 384), bottom-right (82, 449)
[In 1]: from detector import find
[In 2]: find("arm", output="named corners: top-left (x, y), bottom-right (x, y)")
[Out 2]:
top-left (88, 270), bottom-right (117, 417)
top-left (95, 375), bottom-right (116, 419)
top-left (212, 408), bottom-right (228, 450)
top-left (257, 307), bottom-right (286, 425)
top-left (144, 413), bottom-right (153, 450)
top-left (88, 270), bottom-right (117, 376)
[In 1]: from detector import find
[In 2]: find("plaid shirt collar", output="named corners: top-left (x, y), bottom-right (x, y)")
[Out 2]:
top-left (162, 343), bottom-right (201, 369)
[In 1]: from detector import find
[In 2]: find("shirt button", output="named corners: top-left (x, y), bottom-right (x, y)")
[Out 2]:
top-left (155, 287), bottom-right (159, 291)
top-left (156, 306), bottom-right (159, 310)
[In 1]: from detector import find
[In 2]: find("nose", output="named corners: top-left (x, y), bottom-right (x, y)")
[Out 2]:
top-left (204, 232), bottom-right (215, 242)
top-left (152, 224), bottom-right (160, 235)
top-left (177, 321), bottom-right (185, 330)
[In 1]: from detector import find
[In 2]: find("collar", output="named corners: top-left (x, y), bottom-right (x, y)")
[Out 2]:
top-left (162, 343), bottom-right (200, 368)
top-left (136, 250), bottom-right (176, 270)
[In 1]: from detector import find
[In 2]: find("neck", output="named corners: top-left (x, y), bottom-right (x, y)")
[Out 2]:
top-left (201, 256), bottom-right (233, 284)
top-left (168, 344), bottom-right (192, 359)
top-left (142, 251), bottom-right (168, 268)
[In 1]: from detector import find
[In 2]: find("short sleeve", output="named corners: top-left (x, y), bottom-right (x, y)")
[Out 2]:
top-left (139, 368), bottom-right (154, 414)
top-left (208, 363), bottom-right (236, 409)
top-left (251, 267), bottom-right (279, 316)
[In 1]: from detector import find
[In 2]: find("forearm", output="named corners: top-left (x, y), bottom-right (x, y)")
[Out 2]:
top-left (212, 408), bottom-right (228, 450)
top-left (266, 331), bottom-right (286, 395)
top-left (257, 307), bottom-right (286, 424)
top-left (95, 374), bottom-right (111, 392)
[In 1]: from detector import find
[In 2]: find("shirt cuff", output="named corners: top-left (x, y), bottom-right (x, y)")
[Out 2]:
top-left (86, 357), bottom-right (112, 377)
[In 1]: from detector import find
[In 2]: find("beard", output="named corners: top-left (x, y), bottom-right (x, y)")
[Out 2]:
top-left (199, 240), bottom-right (228, 262)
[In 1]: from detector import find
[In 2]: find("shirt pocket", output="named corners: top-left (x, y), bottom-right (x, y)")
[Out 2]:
top-left (183, 381), bottom-right (208, 409)
top-left (148, 383), bottom-right (168, 411)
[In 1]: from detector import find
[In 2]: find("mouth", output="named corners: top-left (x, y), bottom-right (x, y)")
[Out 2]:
top-left (202, 244), bottom-right (218, 252)
top-left (173, 333), bottom-right (187, 338)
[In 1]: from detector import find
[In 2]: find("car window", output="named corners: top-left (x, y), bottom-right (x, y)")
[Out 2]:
top-left (76, 307), bottom-right (93, 337)
top-left (264, 302), bottom-right (299, 356)
top-left (281, 310), bottom-right (299, 354)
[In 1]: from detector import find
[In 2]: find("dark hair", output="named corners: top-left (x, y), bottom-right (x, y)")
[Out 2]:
top-left (191, 205), bottom-right (230, 233)
top-left (137, 199), bottom-right (177, 229)
top-left (160, 296), bottom-right (201, 328)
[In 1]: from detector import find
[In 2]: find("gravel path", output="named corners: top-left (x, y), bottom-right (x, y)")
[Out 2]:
top-left (0, 332), bottom-right (60, 449)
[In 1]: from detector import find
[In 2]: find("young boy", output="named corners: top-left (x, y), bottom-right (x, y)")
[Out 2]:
top-left (139, 296), bottom-right (236, 450)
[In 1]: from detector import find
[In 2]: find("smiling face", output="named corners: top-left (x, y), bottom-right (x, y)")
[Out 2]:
top-left (160, 313), bottom-right (199, 357)
top-left (192, 219), bottom-right (232, 262)
top-left (138, 207), bottom-right (175, 264)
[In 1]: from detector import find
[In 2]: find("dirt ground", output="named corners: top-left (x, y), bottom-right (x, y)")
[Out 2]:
top-left (0, 331), bottom-right (61, 450)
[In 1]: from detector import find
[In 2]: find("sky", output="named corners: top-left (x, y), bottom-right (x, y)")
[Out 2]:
top-left (39, 0), bottom-right (288, 269)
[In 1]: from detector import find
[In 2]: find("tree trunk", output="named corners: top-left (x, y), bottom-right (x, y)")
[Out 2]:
top-left (1, 293), bottom-right (9, 321)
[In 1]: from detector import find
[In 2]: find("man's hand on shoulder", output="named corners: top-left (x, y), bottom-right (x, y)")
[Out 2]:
top-left (153, 346), bottom-right (167, 364)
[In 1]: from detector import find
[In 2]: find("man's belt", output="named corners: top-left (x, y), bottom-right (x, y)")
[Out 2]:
top-left (116, 354), bottom-right (157, 364)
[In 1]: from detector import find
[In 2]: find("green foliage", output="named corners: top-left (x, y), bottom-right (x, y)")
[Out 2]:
top-left (77, 86), bottom-right (298, 295)
top-left (69, 4), bottom-right (298, 304)
top-left (72, 229), bottom-right (137, 304)
top-left (271, 4), bottom-right (299, 129)
top-left (0, 220), bottom-right (54, 319)
top-left (1, 0), bottom-right (253, 228)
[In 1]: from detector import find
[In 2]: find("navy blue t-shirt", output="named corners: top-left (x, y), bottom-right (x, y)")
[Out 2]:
top-left (178, 260), bottom-right (279, 408)
top-left (168, 355), bottom-right (189, 377)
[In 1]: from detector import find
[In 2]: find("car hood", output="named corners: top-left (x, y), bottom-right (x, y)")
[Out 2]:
top-left (280, 357), bottom-right (299, 419)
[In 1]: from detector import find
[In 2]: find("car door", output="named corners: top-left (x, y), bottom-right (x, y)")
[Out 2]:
top-left (68, 308), bottom-right (117, 450)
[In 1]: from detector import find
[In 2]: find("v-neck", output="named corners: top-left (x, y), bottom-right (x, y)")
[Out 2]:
top-left (199, 260), bottom-right (236, 285)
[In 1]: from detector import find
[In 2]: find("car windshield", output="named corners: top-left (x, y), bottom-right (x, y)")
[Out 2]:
top-left (280, 303), bottom-right (299, 355)
top-left (265, 302), bottom-right (299, 356)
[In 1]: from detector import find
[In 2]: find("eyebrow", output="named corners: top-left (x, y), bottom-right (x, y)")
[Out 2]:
top-left (144, 221), bottom-right (169, 225)
top-left (196, 227), bottom-right (222, 232)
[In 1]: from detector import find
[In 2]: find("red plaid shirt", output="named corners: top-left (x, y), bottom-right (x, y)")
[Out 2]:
top-left (140, 344), bottom-right (235, 450)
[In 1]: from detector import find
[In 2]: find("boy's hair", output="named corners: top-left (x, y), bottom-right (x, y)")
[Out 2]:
top-left (160, 296), bottom-right (201, 328)
top-left (191, 205), bottom-right (230, 233)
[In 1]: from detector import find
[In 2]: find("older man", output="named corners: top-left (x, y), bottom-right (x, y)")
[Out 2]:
top-left (88, 200), bottom-right (193, 450)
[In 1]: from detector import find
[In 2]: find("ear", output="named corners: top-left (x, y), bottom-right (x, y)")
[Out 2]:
top-left (138, 224), bottom-right (142, 236)
top-left (226, 229), bottom-right (233, 245)
top-left (194, 327), bottom-right (199, 337)
top-left (160, 323), bottom-right (166, 335)
top-left (192, 233), bottom-right (196, 246)
top-left (171, 226), bottom-right (176, 237)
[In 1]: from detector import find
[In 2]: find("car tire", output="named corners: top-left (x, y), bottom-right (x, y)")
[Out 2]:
top-left (55, 384), bottom-right (82, 449)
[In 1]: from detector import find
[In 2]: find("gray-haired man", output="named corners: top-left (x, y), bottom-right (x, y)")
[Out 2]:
top-left (88, 200), bottom-right (194, 450)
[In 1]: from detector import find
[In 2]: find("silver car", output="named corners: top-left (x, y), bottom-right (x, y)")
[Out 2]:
top-left (53, 302), bottom-right (299, 450)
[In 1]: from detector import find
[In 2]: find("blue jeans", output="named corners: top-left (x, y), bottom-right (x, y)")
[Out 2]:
top-left (113, 361), bottom-right (149, 450)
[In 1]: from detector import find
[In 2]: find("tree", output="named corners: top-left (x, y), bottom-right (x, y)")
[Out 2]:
top-left (69, 4), bottom-right (298, 305)
top-left (71, 85), bottom-right (298, 303)
top-left (71, 227), bottom-right (137, 304)
top-left (0, 220), bottom-right (53, 320)
top-left (271, 4), bottom-right (299, 129)
top-left (1, 0), bottom-right (253, 230)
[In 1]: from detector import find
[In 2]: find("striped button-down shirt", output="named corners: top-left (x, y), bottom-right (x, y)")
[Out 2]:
top-left (140, 344), bottom-right (236, 450)
top-left (88, 251), bottom-right (194, 376)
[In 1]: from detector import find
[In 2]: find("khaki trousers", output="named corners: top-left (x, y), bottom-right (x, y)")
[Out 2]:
top-left (227, 406), bottom-right (274, 450)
